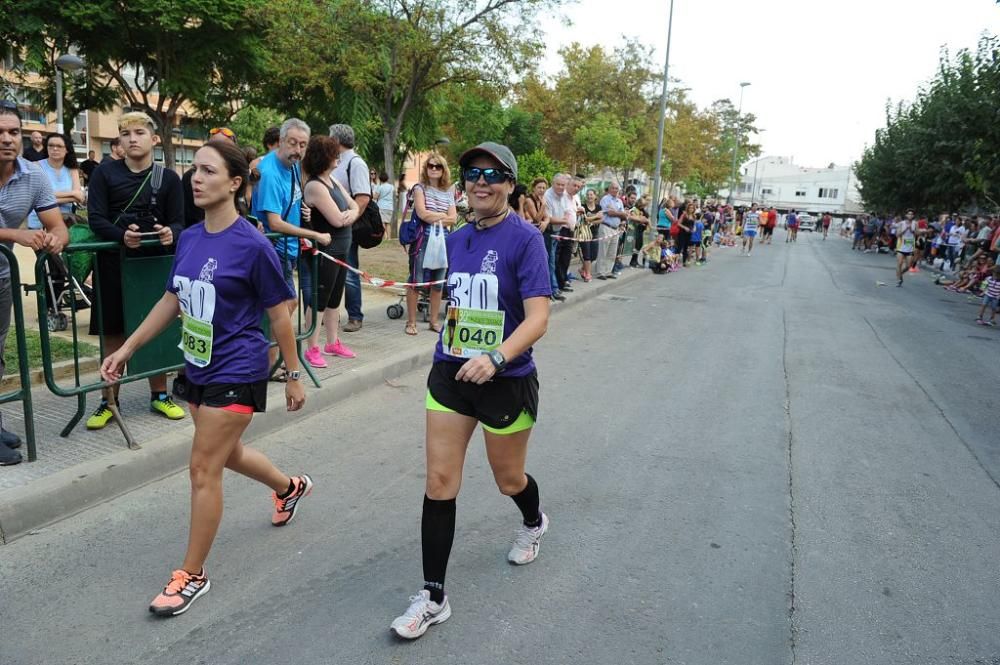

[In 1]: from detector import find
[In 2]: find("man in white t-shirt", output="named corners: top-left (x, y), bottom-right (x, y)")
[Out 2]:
top-left (543, 173), bottom-right (575, 300)
top-left (330, 124), bottom-right (372, 331)
top-left (946, 218), bottom-right (968, 269)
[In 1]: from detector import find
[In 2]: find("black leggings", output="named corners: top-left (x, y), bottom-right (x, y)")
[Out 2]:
top-left (676, 232), bottom-right (691, 265)
top-left (314, 251), bottom-right (348, 312)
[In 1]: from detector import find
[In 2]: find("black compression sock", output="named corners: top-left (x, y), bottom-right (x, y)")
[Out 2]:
top-left (276, 479), bottom-right (295, 499)
top-left (511, 474), bottom-right (541, 527)
top-left (422, 495), bottom-right (456, 605)
top-left (152, 392), bottom-right (167, 402)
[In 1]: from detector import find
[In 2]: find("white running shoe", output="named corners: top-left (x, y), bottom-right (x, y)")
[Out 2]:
top-left (507, 512), bottom-right (549, 565)
top-left (390, 590), bottom-right (451, 640)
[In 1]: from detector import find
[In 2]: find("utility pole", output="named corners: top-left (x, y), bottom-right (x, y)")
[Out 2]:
top-left (726, 82), bottom-right (750, 205)
top-left (649, 0), bottom-right (675, 223)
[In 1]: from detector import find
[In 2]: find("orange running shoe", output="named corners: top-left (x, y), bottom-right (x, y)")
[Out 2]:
top-left (149, 569), bottom-right (210, 617)
top-left (271, 474), bottom-right (314, 526)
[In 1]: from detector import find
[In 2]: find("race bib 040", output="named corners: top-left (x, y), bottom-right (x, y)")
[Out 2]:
top-left (444, 306), bottom-right (504, 358)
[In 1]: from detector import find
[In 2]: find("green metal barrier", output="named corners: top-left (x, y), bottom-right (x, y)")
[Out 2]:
top-left (34, 236), bottom-right (319, 447)
top-left (0, 245), bottom-right (37, 461)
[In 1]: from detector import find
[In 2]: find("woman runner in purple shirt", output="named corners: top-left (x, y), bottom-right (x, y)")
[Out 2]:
top-left (101, 141), bottom-right (313, 618)
top-left (390, 143), bottom-right (552, 639)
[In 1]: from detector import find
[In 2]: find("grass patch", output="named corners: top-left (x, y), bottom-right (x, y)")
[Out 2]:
top-left (357, 239), bottom-right (411, 283)
top-left (4, 329), bottom-right (99, 372)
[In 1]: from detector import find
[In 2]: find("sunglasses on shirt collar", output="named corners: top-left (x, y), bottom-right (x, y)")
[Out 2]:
top-left (463, 167), bottom-right (513, 184)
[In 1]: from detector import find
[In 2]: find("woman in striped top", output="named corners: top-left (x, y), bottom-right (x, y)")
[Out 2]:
top-left (405, 154), bottom-right (457, 335)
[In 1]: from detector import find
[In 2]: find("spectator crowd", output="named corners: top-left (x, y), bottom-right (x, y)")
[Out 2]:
top-left (3, 98), bottom-right (999, 467)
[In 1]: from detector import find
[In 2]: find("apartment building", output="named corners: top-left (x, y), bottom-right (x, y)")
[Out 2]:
top-left (719, 156), bottom-right (864, 215)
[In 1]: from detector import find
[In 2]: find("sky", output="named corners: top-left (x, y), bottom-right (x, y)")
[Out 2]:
top-left (540, 0), bottom-right (999, 169)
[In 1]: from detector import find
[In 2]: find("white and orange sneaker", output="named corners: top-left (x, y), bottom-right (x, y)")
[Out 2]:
top-left (149, 568), bottom-right (210, 617)
top-left (271, 474), bottom-right (314, 526)
top-left (390, 590), bottom-right (451, 639)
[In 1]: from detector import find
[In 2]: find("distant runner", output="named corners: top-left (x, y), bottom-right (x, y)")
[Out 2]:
top-left (741, 204), bottom-right (760, 256)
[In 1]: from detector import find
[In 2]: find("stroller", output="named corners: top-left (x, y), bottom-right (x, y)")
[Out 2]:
top-left (386, 286), bottom-right (432, 321)
top-left (30, 213), bottom-right (93, 332)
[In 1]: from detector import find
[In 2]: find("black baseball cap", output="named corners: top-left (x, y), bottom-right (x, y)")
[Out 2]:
top-left (459, 142), bottom-right (517, 180)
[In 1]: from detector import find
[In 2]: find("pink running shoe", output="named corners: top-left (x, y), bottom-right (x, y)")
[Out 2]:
top-left (304, 346), bottom-right (327, 368)
top-left (323, 340), bottom-right (356, 359)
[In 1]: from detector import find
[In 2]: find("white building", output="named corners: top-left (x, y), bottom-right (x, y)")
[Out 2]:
top-left (719, 156), bottom-right (864, 215)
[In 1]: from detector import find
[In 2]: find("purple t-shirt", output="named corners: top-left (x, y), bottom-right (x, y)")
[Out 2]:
top-left (167, 217), bottom-right (294, 385)
top-left (433, 211), bottom-right (551, 376)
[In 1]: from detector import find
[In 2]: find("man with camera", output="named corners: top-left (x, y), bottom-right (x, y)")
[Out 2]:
top-left (85, 111), bottom-right (186, 430)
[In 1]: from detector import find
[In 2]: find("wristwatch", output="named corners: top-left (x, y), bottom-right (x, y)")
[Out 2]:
top-left (288, 370), bottom-right (302, 381)
top-left (487, 350), bottom-right (506, 372)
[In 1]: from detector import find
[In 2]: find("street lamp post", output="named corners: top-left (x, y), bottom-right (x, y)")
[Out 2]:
top-left (54, 54), bottom-right (85, 135)
top-left (649, 0), bottom-right (675, 223)
top-left (726, 82), bottom-right (750, 205)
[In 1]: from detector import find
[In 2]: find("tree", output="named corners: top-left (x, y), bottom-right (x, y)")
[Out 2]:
top-left (517, 148), bottom-right (562, 184)
top-left (258, 0), bottom-right (555, 183)
top-left (707, 98), bottom-right (761, 194)
top-left (856, 35), bottom-right (1000, 212)
top-left (434, 85), bottom-right (545, 166)
top-left (225, 105), bottom-right (285, 155)
top-left (6, 0), bottom-right (271, 169)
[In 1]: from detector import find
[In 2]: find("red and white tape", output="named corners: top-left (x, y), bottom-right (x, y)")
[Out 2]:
top-left (315, 250), bottom-right (446, 288)
top-left (551, 225), bottom-right (629, 242)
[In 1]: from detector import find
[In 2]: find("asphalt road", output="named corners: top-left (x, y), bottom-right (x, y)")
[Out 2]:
top-left (2, 230), bottom-right (998, 665)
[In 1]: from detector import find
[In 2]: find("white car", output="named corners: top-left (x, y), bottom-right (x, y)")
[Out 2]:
top-left (796, 213), bottom-right (817, 232)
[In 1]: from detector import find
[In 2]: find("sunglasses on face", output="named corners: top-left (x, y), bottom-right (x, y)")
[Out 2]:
top-left (209, 127), bottom-right (235, 138)
top-left (427, 163), bottom-right (443, 170)
top-left (463, 167), bottom-right (511, 184)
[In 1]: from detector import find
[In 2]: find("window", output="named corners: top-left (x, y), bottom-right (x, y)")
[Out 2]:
top-left (818, 188), bottom-right (840, 199)
top-left (761, 188), bottom-right (774, 195)
top-left (795, 190), bottom-right (806, 197)
top-left (9, 86), bottom-right (47, 124)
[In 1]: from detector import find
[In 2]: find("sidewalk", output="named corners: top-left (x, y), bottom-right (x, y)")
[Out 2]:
top-left (0, 265), bottom-right (649, 543)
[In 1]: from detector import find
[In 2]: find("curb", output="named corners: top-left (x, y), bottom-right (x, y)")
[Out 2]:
top-left (0, 357), bottom-right (101, 391)
top-left (0, 268), bottom-right (648, 545)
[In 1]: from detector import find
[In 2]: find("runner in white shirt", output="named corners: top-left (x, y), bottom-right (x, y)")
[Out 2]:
top-left (741, 204), bottom-right (760, 256)
top-left (893, 209), bottom-right (920, 287)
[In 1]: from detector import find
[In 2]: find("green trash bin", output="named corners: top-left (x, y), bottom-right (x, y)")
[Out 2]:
top-left (120, 254), bottom-right (183, 375)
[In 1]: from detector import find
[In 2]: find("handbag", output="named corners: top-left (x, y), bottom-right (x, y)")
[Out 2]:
top-left (345, 157), bottom-right (386, 249)
top-left (422, 221), bottom-right (448, 270)
top-left (398, 189), bottom-right (421, 246)
top-left (574, 215), bottom-right (592, 242)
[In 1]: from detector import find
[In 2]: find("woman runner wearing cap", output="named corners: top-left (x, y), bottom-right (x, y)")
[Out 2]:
top-left (101, 140), bottom-right (313, 617)
top-left (390, 142), bottom-right (552, 640)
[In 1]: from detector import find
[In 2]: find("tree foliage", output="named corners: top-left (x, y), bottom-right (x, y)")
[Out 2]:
top-left (517, 41), bottom-right (759, 194)
top-left (3, 0), bottom-right (269, 168)
top-left (256, 0), bottom-right (554, 181)
top-left (517, 149), bottom-right (563, 184)
top-left (856, 35), bottom-right (1000, 212)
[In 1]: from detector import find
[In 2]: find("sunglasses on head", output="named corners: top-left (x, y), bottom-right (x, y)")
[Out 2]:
top-left (463, 167), bottom-right (512, 184)
top-left (209, 127), bottom-right (235, 139)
